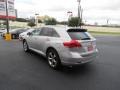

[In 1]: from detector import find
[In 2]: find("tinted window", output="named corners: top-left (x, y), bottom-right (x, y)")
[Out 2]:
top-left (40, 27), bottom-right (50, 36)
top-left (67, 30), bottom-right (90, 40)
top-left (50, 28), bottom-right (60, 37)
top-left (40, 27), bottom-right (59, 37)
top-left (31, 29), bottom-right (41, 36)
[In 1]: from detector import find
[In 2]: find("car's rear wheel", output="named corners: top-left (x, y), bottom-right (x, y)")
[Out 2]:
top-left (23, 40), bottom-right (29, 52)
top-left (46, 49), bottom-right (61, 69)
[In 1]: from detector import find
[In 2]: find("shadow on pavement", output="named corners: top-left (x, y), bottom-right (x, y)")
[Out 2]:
top-left (26, 49), bottom-right (96, 76)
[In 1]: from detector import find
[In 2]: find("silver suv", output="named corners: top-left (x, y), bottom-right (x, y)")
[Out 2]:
top-left (22, 26), bottom-right (98, 69)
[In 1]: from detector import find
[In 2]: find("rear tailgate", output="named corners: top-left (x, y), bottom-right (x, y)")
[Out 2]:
top-left (67, 29), bottom-right (96, 54)
top-left (79, 40), bottom-right (96, 53)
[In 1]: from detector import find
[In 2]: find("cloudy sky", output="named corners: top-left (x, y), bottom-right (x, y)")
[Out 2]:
top-left (15, 0), bottom-right (120, 25)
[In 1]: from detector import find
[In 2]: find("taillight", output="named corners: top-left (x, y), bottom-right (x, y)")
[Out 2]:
top-left (63, 40), bottom-right (82, 48)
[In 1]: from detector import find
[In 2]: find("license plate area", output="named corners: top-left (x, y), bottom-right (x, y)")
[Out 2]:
top-left (86, 42), bottom-right (93, 51)
top-left (88, 45), bottom-right (93, 51)
top-left (82, 41), bottom-right (94, 52)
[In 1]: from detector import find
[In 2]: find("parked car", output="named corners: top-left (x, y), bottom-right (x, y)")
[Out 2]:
top-left (1, 28), bottom-right (29, 39)
top-left (22, 26), bottom-right (98, 69)
top-left (1, 30), bottom-right (7, 38)
top-left (19, 28), bottom-right (35, 41)
top-left (0, 29), bottom-right (6, 36)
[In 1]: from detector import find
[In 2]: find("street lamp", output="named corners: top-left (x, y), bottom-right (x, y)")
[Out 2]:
top-left (35, 13), bottom-right (39, 27)
top-left (67, 11), bottom-right (73, 20)
top-left (77, 0), bottom-right (81, 4)
top-left (77, 0), bottom-right (81, 27)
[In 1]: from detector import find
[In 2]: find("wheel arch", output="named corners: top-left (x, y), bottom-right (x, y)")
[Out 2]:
top-left (23, 39), bottom-right (26, 43)
top-left (23, 39), bottom-right (28, 45)
top-left (46, 47), bottom-right (58, 56)
top-left (46, 47), bottom-right (61, 69)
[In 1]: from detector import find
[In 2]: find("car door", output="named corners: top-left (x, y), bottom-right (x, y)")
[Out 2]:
top-left (35, 27), bottom-right (51, 54)
top-left (27, 29), bottom-right (41, 49)
top-left (35, 27), bottom-right (60, 54)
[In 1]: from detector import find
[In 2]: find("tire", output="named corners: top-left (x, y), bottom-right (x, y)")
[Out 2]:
top-left (16, 34), bottom-right (19, 39)
top-left (23, 40), bottom-right (29, 52)
top-left (46, 49), bottom-right (61, 69)
top-left (12, 34), bottom-right (15, 39)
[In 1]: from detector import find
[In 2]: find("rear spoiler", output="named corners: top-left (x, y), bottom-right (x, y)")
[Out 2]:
top-left (67, 29), bottom-right (87, 32)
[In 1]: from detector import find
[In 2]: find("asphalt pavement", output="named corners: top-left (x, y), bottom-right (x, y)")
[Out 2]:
top-left (0, 36), bottom-right (120, 90)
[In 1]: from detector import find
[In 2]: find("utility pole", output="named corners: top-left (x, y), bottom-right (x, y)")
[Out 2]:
top-left (107, 19), bottom-right (109, 25)
top-left (80, 8), bottom-right (83, 27)
top-left (67, 11), bottom-right (73, 20)
top-left (5, 0), bottom-right (10, 34)
top-left (77, 0), bottom-right (81, 27)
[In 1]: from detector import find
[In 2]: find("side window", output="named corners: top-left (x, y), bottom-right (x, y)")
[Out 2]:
top-left (40, 27), bottom-right (60, 37)
top-left (31, 29), bottom-right (41, 36)
top-left (51, 28), bottom-right (60, 37)
top-left (40, 27), bottom-right (50, 36)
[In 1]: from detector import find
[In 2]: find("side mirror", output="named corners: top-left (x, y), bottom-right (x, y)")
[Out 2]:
top-left (27, 32), bottom-right (32, 36)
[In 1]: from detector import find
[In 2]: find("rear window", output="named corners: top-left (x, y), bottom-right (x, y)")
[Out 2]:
top-left (67, 29), bottom-right (91, 40)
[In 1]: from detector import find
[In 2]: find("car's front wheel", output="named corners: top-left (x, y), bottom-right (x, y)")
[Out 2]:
top-left (23, 40), bottom-right (29, 52)
top-left (46, 49), bottom-right (61, 69)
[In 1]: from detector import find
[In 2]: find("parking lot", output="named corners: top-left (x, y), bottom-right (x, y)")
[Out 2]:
top-left (0, 35), bottom-right (120, 90)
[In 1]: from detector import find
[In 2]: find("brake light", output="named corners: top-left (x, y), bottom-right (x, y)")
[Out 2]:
top-left (63, 40), bottom-right (82, 48)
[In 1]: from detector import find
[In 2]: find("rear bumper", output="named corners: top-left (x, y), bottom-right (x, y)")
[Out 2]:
top-left (60, 49), bottom-right (98, 66)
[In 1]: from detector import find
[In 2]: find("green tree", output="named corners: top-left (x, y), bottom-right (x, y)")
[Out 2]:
top-left (45, 18), bottom-right (57, 25)
top-left (58, 21), bottom-right (68, 25)
top-left (38, 19), bottom-right (42, 23)
top-left (68, 17), bottom-right (84, 27)
top-left (27, 22), bottom-right (36, 27)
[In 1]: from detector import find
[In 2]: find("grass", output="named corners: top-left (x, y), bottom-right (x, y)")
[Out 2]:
top-left (89, 31), bottom-right (120, 36)
top-left (9, 21), bottom-right (28, 28)
top-left (0, 21), bottom-right (28, 29)
top-left (83, 26), bottom-right (120, 36)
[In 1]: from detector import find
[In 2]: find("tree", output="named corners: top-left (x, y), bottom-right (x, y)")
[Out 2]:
top-left (38, 19), bottom-right (42, 23)
top-left (68, 17), bottom-right (84, 27)
top-left (45, 18), bottom-right (57, 25)
top-left (27, 22), bottom-right (36, 27)
top-left (58, 21), bottom-right (68, 25)
top-left (16, 18), bottom-right (28, 22)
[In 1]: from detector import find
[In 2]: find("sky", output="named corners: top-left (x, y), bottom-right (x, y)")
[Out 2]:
top-left (15, 0), bottom-right (120, 25)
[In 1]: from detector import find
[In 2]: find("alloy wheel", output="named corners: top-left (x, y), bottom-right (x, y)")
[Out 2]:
top-left (23, 41), bottom-right (29, 52)
top-left (48, 52), bottom-right (57, 68)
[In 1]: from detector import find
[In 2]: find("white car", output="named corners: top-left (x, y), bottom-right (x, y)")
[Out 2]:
top-left (22, 26), bottom-right (98, 69)
top-left (0, 29), bottom-right (6, 36)
top-left (19, 28), bottom-right (34, 41)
